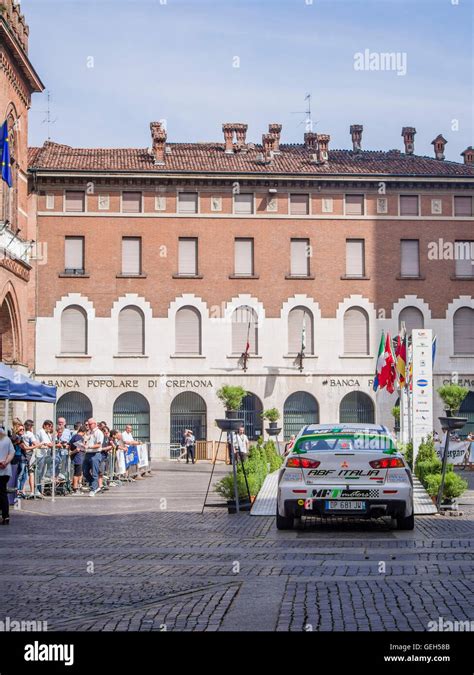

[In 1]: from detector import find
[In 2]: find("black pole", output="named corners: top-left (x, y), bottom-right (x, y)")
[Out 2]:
top-left (436, 430), bottom-right (450, 511)
top-left (239, 451), bottom-right (252, 502)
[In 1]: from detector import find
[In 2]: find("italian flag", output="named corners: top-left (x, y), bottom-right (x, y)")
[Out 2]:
top-left (379, 332), bottom-right (396, 394)
top-left (373, 331), bottom-right (385, 391)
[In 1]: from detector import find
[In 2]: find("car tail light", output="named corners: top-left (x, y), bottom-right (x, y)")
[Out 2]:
top-left (286, 457), bottom-right (321, 469)
top-left (369, 457), bottom-right (405, 469)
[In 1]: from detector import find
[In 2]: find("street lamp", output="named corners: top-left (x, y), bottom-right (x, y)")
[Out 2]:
top-left (436, 414), bottom-right (467, 510)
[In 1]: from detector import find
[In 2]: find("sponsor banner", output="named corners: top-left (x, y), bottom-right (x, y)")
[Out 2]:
top-left (125, 446), bottom-right (139, 468)
top-left (115, 448), bottom-right (126, 475)
top-left (137, 444), bottom-right (149, 469)
top-left (435, 440), bottom-right (473, 465)
top-left (412, 329), bottom-right (433, 465)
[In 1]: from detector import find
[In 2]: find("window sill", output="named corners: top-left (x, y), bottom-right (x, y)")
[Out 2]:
top-left (396, 275), bottom-right (425, 280)
top-left (450, 354), bottom-right (474, 358)
top-left (228, 274), bottom-right (260, 279)
top-left (116, 273), bottom-right (148, 279)
top-left (56, 354), bottom-right (91, 359)
top-left (450, 275), bottom-right (474, 281)
top-left (113, 354), bottom-right (148, 359)
top-left (340, 275), bottom-right (370, 280)
top-left (285, 274), bottom-right (315, 280)
top-left (172, 274), bottom-right (203, 279)
top-left (59, 273), bottom-right (90, 278)
top-left (170, 354), bottom-right (206, 359)
top-left (339, 354), bottom-right (373, 359)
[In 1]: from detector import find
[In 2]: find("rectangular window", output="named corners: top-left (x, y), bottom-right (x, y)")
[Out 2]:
top-left (46, 194), bottom-right (54, 210)
top-left (455, 241), bottom-right (474, 278)
top-left (290, 194), bottom-right (309, 215)
top-left (98, 194), bottom-right (110, 210)
top-left (121, 237), bottom-right (141, 276)
top-left (233, 193), bottom-right (254, 214)
top-left (178, 238), bottom-right (198, 275)
top-left (400, 195), bottom-right (419, 216)
top-left (345, 239), bottom-right (365, 277)
top-left (290, 238), bottom-right (310, 276)
top-left (64, 236), bottom-right (84, 274)
top-left (65, 191), bottom-right (85, 212)
top-left (345, 194), bottom-right (364, 216)
top-left (234, 238), bottom-right (254, 276)
top-left (122, 192), bottom-right (142, 213)
top-left (400, 239), bottom-right (420, 277)
top-left (177, 192), bottom-right (198, 214)
top-left (454, 196), bottom-right (473, 217)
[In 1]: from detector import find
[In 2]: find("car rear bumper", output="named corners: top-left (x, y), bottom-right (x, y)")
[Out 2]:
top-left (281, 497), bottom-right (411, 519)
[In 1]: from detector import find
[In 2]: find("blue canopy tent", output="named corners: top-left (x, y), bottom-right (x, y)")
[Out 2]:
top-left (0, 363), bottom-right (56, 403)
top-left (0, 363), bottom-right (57, 500)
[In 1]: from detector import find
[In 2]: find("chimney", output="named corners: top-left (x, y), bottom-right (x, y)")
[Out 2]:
top-left (461, 146), bottom-right (474, 165)
top-left (150, 121), bottom-right (167, 165)
top-left (262, 133), bottom-right (276, 161)
top-left (234, 123), bottom-right (248, 149)
top-left (316, 134), bottom-right (330, 164)
top-left (350, 124), bottom-right (363, 152)
top-left (304, 132), bottom-right (318, 150)
top-left (268, 123), bottom-right (282, 153)
top-left (431, 134), bottom-right (447, 161)
top-left (222, 123), bottom-right (234, 154)
top-left (401, 126), bottom-right (416, 155)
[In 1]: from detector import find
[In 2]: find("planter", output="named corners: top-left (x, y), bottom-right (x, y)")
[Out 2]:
top-left (268, 421), bottom-right (278, 429)
top-left (266, 426), bottom-right (282, 437)
top-left (215, 417), bottom-right (244, 432)
top-left (438, 416), bottom-right (467, 431)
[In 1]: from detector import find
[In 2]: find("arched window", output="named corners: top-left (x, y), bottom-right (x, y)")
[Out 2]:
top-left (113, 392), bottom-right (150, 442)
top-left (344, 307), bottom-right (369, 355)
top-left (232, 306), bottom-right (258, 354)
top-left (170, 392), bottom-right (207, 444)
top-left (175, 306), bottom-right (201, 354)
top-left (459, 391), bottom-right (474, 438)
top-left (288, 307), bottom-right (314, 355)
top-left (339, 392), bottom-right (375, 424)
top-left (283, 392), bottom-right (319, 440)
top-left (61, 306), bottom-right (87, 354)
top-left (0, 293), bottom-right (19, 363)
top-left (236, 392), bottom-right (263, 441)
top-left (118, 306), bottom-right (144, 354)
top-left (57, 392), bottom-right (93, 427)
top-left (399, 306), bottom-right (424, 334)
top-left (453, 307), bottom-right (474, 355)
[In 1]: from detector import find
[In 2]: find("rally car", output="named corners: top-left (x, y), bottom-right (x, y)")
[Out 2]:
top-left (276, 423), bottom-right (414, 530)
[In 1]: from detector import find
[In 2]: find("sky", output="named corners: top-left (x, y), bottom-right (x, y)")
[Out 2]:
top-left (23, 0), bottom-right (473, 162)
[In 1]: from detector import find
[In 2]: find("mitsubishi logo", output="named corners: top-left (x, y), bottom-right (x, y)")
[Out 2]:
top-left (340, 461), bottom-right (349, 469)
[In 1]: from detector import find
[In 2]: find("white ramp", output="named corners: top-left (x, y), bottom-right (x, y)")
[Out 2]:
top-left (250, 472), bottom-right (278, 516)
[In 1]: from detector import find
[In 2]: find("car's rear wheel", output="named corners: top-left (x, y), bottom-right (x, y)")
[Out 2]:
top-left (396, 512), bottom-right (415, 530)
top-left (276, 506), bottom-right (294, 530)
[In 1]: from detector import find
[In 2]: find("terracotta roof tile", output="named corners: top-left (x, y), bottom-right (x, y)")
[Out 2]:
top-left (28, 141), bottom-right (474, 177)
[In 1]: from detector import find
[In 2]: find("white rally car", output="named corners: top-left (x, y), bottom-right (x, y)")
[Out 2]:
top-left (277, 423), bottom-right (414, 530)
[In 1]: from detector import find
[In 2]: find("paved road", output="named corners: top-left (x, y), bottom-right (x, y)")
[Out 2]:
top-left (0, 462), bottom-right (473, 632)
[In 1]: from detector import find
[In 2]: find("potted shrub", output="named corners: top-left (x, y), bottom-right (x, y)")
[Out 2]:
top-left (391, 405), bottom-right (400, 432)
top-left (215, 385), bottom-right (246, 431)
top-left (262, 408), bottom-right (280, 428)
top-left (437, 384), bottom-right (468, 417)
top-left (424, 471), bottom-right (468, 506)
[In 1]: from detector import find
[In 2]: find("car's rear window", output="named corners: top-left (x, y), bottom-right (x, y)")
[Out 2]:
top-left (295, 434), bottom-right (397, 453)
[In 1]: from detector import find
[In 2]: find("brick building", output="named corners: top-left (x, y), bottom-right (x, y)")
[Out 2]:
top-left (0, 0), bottom-right (43, 419)
top-left (29, 119), bottom-right (474, 451)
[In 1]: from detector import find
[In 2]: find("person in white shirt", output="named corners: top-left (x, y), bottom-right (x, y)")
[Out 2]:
top-left (36, 420), bottom-right (55, 496)
top-left (122, 424), bottom-right (152, 479)
top-left (233, 427), bottom-right (249, 462)
top-left (0, 426), bottom-right (15, 524)
top-left (82, 418), bottom-right (104, 496)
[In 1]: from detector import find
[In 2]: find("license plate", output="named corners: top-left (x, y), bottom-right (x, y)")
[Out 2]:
top-left (325, 500), bottom-right (366, 510)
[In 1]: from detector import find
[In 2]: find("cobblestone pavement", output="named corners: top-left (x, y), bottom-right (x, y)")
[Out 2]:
top-left (0, 463), bottom-right (473, 632)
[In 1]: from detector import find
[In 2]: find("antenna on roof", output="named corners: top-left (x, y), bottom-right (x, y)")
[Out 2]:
top-left (291, 93), bottom-right (317, 132)
top-left (40, 91), bottom-right (57, 141)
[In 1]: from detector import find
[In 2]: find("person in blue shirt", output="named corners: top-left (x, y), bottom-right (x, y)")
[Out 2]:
top-left (69, 423), bottom-right (86, 494)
